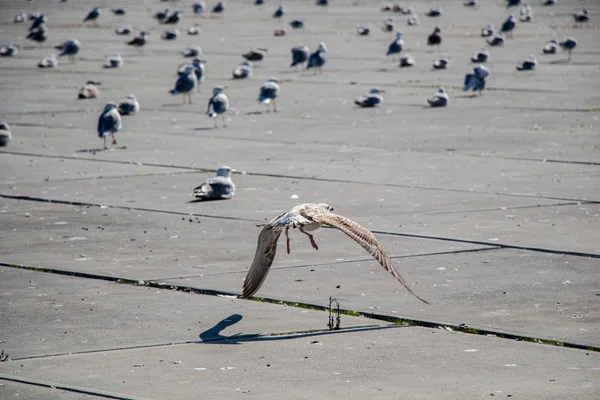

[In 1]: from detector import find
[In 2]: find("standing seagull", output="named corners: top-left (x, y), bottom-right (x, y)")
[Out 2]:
top-left (258, 78), bottom-right (281, 113)
top-left (386, 32), bottom-right (404, 61)
top-left (193, 166), bottom-right (236, 200)
top-left (559, 37), bottom-right (577, 62)
top-left (463, 65), bottom-right (489, 96)
top-left (240, 203), bottom-right (429, 304)
top-left (0, 122), bottom-right (12, 147)
top-left (427, 27), bottom-right (442, 52)
top-left (170, 66), bottom-right (198, 104)
top-left (97, 103), bottom-right (122, 150)
top-left (290, 45), bottom-right (309, 70)
top-left (55, 39), bottom-right (81, 64)
top-left (84, 7), bottom-right (102, 25)
top-left (354, 88), bottom-right (384, 108)
top-left (206, 86), bottom-right (229, 128)
top-left (273, 4), bottom-right (284, 18)
top-left (501, 15), bottom-right (516, 38)
top-left (212, 2), bottom-right (225, 14)
top-left (573, 9), bottom-right (589, 23)
top-left (306, 42), bottom-right (327, 74)
top-left (427, 88), bottom-right (448, 107)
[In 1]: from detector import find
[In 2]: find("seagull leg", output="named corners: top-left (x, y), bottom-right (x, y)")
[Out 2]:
top-left (111, 134), bottom-right (117, 146)
top-left (222, 115), bottom-right (227, 128)
top-left (103, 136), bottom-right (108, 150)
top-left (285, 226), bottom-right (291, 254)
top-left (273, 101), bottom-right (277, 113)
top-left (299, 226), bottom-right (318, 250)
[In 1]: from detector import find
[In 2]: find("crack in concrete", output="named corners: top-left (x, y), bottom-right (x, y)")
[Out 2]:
top-left (1, 262), bottom-right (598, 353)
top-left (1, 193), bottom-right (598, 259)
top-left (2, 150), bottom-right (598, 203)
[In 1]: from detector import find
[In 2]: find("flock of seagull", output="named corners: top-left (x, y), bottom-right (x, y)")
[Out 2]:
top-left (0, 1), bottom-right (591, 300)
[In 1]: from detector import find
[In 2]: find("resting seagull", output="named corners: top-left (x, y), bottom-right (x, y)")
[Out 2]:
top-left (516, 54), bottom-right (537, 71)
top-left (192, 2), bottom-right (206, 15)
top-left (127, 32), bottom-right (148, 49)
top-left (154, 9), bottom-right (169, 23)
top-left (425, 7), bottom-right (442, 17)
top-left (170, 65), bottom-right (198, 104)
top-left (427, 88), bottom-right (448, 107)
top-left (116, 25), bottom-right (132, 35)
top-left (273, 5), bottom-right (284, 18)
top-left (487, 33), bottom-right (504, 47)
top-left (243, 48), bottom-right (267, 62)
top-left (463, 65), bottom-right (489, 96)
top-left (164, 10), bottom-right (182, 24)
top-left (307, 42), bottom-right (327, 74)
top-left (0, 122), bottom-right (12, 147)
top-left (206, 86), bottom-right (229, 128)
top-left (355, 88), bottom-right (384, 108)
top-left (258, 78), bottom-right (281, 113)
top-left (427, 27), bottom-right (442, 52)
top-left (357, 23), bottom-right (370, 36)
top-left (97, 103), bottom-right (122, 150)
top-left (481, 24), bottom-right (494, 37)
top-left (118, 95), bottom-right (140, 115)
top-left (399, 54), bottom-right (414, 67)
top-left (103, 52), bottom-right (123, 68)
top-left (471, 48), bottom-right (489, 63)
top-left (573, 9), bottom-right (588, 23)
top-left (290, 45), bottom-right (309, 70)
top-left (542, 39), bottom-right (558, 54)
top-left (432, 55), bottom-right (449, 70)
top-left (0, 43), bottom-right (18, 57)
top-left (233, 60), bottom-right (252, 79)
top-left (193, 166), bottom-right (236, 200)
top-left (240, 203), bottom-right (429, 304)
top-left (38, 53), bottom-right (58, 68)
top-left (78, 81), bottom-right (101, 99)
top-left (386, 32), bottom-right (404, 61)
top-left (212, 2), bottom-right (225, 14)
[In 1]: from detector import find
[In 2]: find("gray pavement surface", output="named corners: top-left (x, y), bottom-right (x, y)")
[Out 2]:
top-left (1, 0), bottom-right (599, 399)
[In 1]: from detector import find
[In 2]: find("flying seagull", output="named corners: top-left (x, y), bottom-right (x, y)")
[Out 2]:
top-left (193, 166), bottom-right (236, 200)
top-left (241, 203), bottom-right (429, 303)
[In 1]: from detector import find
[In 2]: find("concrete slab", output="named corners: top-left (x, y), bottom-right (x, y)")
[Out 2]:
top-left (0, 267), bottom-right (370, 360)
top-left (0, 380), bottom-right (100, 400)
top-left (1, 327), bottom-right (598, 400)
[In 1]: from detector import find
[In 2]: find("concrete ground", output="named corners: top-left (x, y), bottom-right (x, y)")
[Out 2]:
top-left (1, 0), bottom-right (599, 399)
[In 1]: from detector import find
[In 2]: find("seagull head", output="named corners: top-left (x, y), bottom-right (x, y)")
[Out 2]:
top-left (395, 32), bottom-right (403, 41)
top-left (318, 203), bottom-right (334, 212)
top-left (241, 60), bottom-right (252, 67)
top-left (216, 166), bottom-right (234, 178)
top-left (267, 77), bottom-right (280, 84)
top-left (103, 102), bottom-right (118, 112)
top-left (127, 94), bottom-right (137, 102)
top-left (317, 42), bottom-right (328, 52)
top-left (528, 54), bottom-right (537, 62)
top-left (437, 88), bottom-right (446, 94)
top-left (369, 88), bottom-right (384, 95)
top-left (213, 86), bottom-right (225, 96)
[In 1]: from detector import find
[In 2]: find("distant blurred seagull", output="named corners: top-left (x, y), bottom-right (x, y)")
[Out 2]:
top-left (407, 15), bottom-right (419, 26)
top-left (78, 81), bottom-right (101, 99)
top-left (258, 78), bottom-right (281, 112)
top-left (97, 103), bottom-right (122, 150)
top-left (463, 65), bottom-right (489, 96)
top-left (154, 9), bottom-right (169, 23)
top-left (290, 45), bottom-right (309, 69)
top-left (38, 53), bottom-right (58, 68)
top-left (240, 203), bottom-right (429, 303)
top-left (506, 0), bottom-right (521, 7)
top-left (103, 52), bottom-right (123, 68)
top-left (463, 0), bottom-right (477, 6)
top-left (273, 4), bottom-right (284, 18)
top-left (162, 28), bottom-right (180, 40)
top-left (84, 7), bottom-right (102, 25)
top-left (501, 15), bottom-right (516, 38)
top-left (0, 43), bottom-right (18, 57)
top-left (178, 58), bottom-right (205, 91)
top-left (188, 24), bottom-right (201, 35)
top-left (274, 27), bottom-right (286, 36)
top-left (427, 27), bottom-right (442, 51)
top-left (306, 42), bottom-right (327, 74)
top-left (357, 23), bottom-right (371, 36)
top-left (542, 39), bottom-right (558, 54)
top-left (170, 65), bottom-right (198, 104)
top-left (425, 7), bottom-right (442, 17)
top-left (118, 95), bottom-right (140, 115)
top-left (573, 9), bottom-right (588, 23)
top-left (164, 10), bottom-right (182, 24)
top-left (192, 2), bottom-right (206, 15)
top-left (428, 88), bottom-right (448, 107)
top-left (0, 122), bottom-right (12, 147)
top-left (481, 24), bottom-right (494, 37)
top-left (115, 25), bottom-right (132, 35)
top-left (127, 32), bottom-right (148, 49)
top-left (206, 86), bottom-right (229, 128)
top-left (432, 55), bottom-right (449, 70)
top-left (232, 60), bottom-right (252, 79)
top-left (290, 19), bottom-right (305, 29)
top-left (56, 39), bottom-right (81, 64)
top-left (381, 17), bottom-right (394, 35)
top-left (14, 12), bottom-right (27, 23)
top-left (183, 47), bottom-right (202, 58)
top-left (519, 4), bottom-right (533, 22)
top-left (243, 48), bottom-right (267, 62)
top-left (542, 0), bottom-right (556, 5)
top-left (354, 88), bottom-right (384, 108)
top-left (255, 0), bottom-right (264, 5)
top-left (316, 0), bottom-right (329, 6)
top-left (112, 8), bottom-right (127, 16)
top-left (27, 24), bottom-right (48, 43)
top-left (487, 33), bottom-right (504, 47)
top-left (386, 32), bottom-right (404, 61)
top-left (471, 48), bottom-right (489, 63)
top-left (399, 54), bottom-right (414, 67)
top-left (212, 2), bottom-right (225, 14)
top-left (193, 166), bottom-right (236, 200)
top-left (396, 5), bottom-right (412, 14)
top-left (516, 54), bottom-right (537, 71)
top-left (29, 13), bottom-right (46, 31)
top-left (559, 37), bottom-right (577, 62)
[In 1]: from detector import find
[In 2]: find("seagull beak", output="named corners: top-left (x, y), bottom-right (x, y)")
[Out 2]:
top-left (380, 89), bottom-right (386, 93)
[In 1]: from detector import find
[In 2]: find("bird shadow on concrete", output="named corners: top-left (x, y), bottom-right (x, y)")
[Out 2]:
top-left (245, 111), bottom-right (265, 115)
top-left (198, 313), bottom-right (405, 345)
top-left (75, 147), bottom-right (127, 154)
top-left (187, 197), bottom-right (224, 203)
top-left (191, 127), bottom-right (215, 131)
